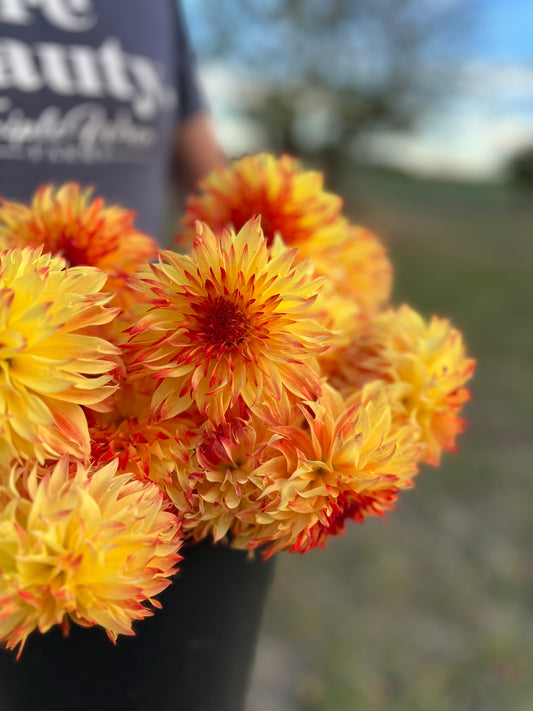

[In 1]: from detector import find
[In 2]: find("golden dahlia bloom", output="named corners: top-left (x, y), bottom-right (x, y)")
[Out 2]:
top-left (310, 278), bottom-right (364, 377)
top-left (0, 247), bottom-right (119, 462)
top-left (296, 225), bottom-right (391, 373)
top-left (179, 153), bottom-right (345, 248)
top-left (126, 219), bottom-right (331, 423)
top-left (0, 184), bottom-right (157, 309)
top-left (304, 225), bottom-right (393, 315)
top-left (231, 383), bottom-right (420, 556)
top-left (332, 305), bottom-right (476, 464)
top-left (0, 457), bottom-right (182, 655)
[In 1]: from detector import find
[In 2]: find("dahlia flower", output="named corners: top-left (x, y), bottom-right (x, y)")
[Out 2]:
top-left (0, 184), bottom-right (157, 309)
top-left (90, 411), bottom-right (197, 491)
top-left (331, 305), bottom-right (476, 464)
top-left (180, 153), bottom-right (391, 317)
top-left (0, 457), bottom-right (182, 655)
top-left (179, 153), bottom-right (345, 248)
top-left (231, 384), bottom-right (420, 556)
top-left (126, 219), bottom-right (331, 423)
top-left (0, 247), bottom-right (119, 463)
top-left (305, 225), bottom-right (393, 315)
top-left (166, 412), bottom-right (278, 543)
top-left (311, 278), bottom-right (364, 376)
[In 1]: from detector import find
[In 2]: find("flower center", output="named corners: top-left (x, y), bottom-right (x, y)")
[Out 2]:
top-left (57, 235), bottom-right (90, 267)
top-left (195, 296), bottom-right (250, 353)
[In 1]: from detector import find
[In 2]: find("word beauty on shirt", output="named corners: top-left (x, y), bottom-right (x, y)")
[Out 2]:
top-left (0, 36), bottom-right (175, 121)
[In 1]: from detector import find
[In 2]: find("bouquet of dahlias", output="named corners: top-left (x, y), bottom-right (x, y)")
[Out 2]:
top-left (0, 155), bottom-right (475, 657)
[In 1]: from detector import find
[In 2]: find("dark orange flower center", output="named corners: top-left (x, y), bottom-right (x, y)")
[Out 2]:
top-left (59, 239), bottom-right (91, 267)
top-left (40, 233), bottom-right (92, 268)
top-left (195, 296), bottom-right (250, 353)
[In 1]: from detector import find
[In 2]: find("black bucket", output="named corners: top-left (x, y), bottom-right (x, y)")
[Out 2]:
top-left (0, 540), bottom-right (275, 711)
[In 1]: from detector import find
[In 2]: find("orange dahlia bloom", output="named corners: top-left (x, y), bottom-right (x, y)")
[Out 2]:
top-left (180, 153), bottom-right (390, 317)
top-left (179, 153), bottom-right (345, 248)
top-left (0, 184), bottom-right (157, 309)
top-left (166, 412), bottom-right (278, 543)
top-left (0, 457), bottom-right (182, 655)
top-left (332, 305), bottom-right (476, 464)
top-left (126, 219), bottom-right (331, 423)
top-left (90, 411), bottom-right (198, 492)
top-left (0, 247), bottom-right (119, 463)
top-left (88, 364), bottom-right (202, 492)
top-left (231, 383), bottom-right (420, 556)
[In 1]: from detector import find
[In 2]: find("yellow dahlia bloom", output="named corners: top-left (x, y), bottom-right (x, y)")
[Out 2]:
top-left (0, 247), bottom-right (119, 462)
top-left (179, 153), bottom-right (345, 248)
top-left (127, 219), bottom-right (331, 423)
top-left (310, 278), bottom-right (364, 378)
top-left (0, 184), bottom-right (157, 309)
top-left (229, 383), bottom-right (419, 556)
top-left (305, 225), bottom-right (393, 315)
top-left (0, 457), bottom-right (182, 655)
top-left (332, 305), bottom-right (476, 464)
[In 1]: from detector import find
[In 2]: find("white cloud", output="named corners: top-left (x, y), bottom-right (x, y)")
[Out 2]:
top-left (362, 61), bottom-right (533, 178)
top-left (364, 108), bottom-right (533, 179)
top-left (460, 62), bottom-right (533, 101)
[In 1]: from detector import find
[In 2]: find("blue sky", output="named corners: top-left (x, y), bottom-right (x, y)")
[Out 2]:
top-left (468, 0), bottom-right (533, 62)
top-left (183, 0), bottom-right (533, 179)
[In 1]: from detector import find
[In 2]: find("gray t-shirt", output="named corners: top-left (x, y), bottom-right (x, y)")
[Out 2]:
top-left (0, 0), bottom-right (205, 240)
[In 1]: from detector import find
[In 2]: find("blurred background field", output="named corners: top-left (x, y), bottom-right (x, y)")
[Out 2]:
top-left (182, 2), bottom-right (533, 709)
top-left (247, 168), bottom-right (533, 711)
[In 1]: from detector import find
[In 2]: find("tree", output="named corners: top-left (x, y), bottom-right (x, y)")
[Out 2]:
top-left (508, 144), bottom-right (533, 189)
top-left (190, 0), bottom-right (475, 185)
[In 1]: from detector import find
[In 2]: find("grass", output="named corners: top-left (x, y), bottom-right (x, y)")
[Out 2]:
top-left (248, 166), bottom-right (533, 711)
